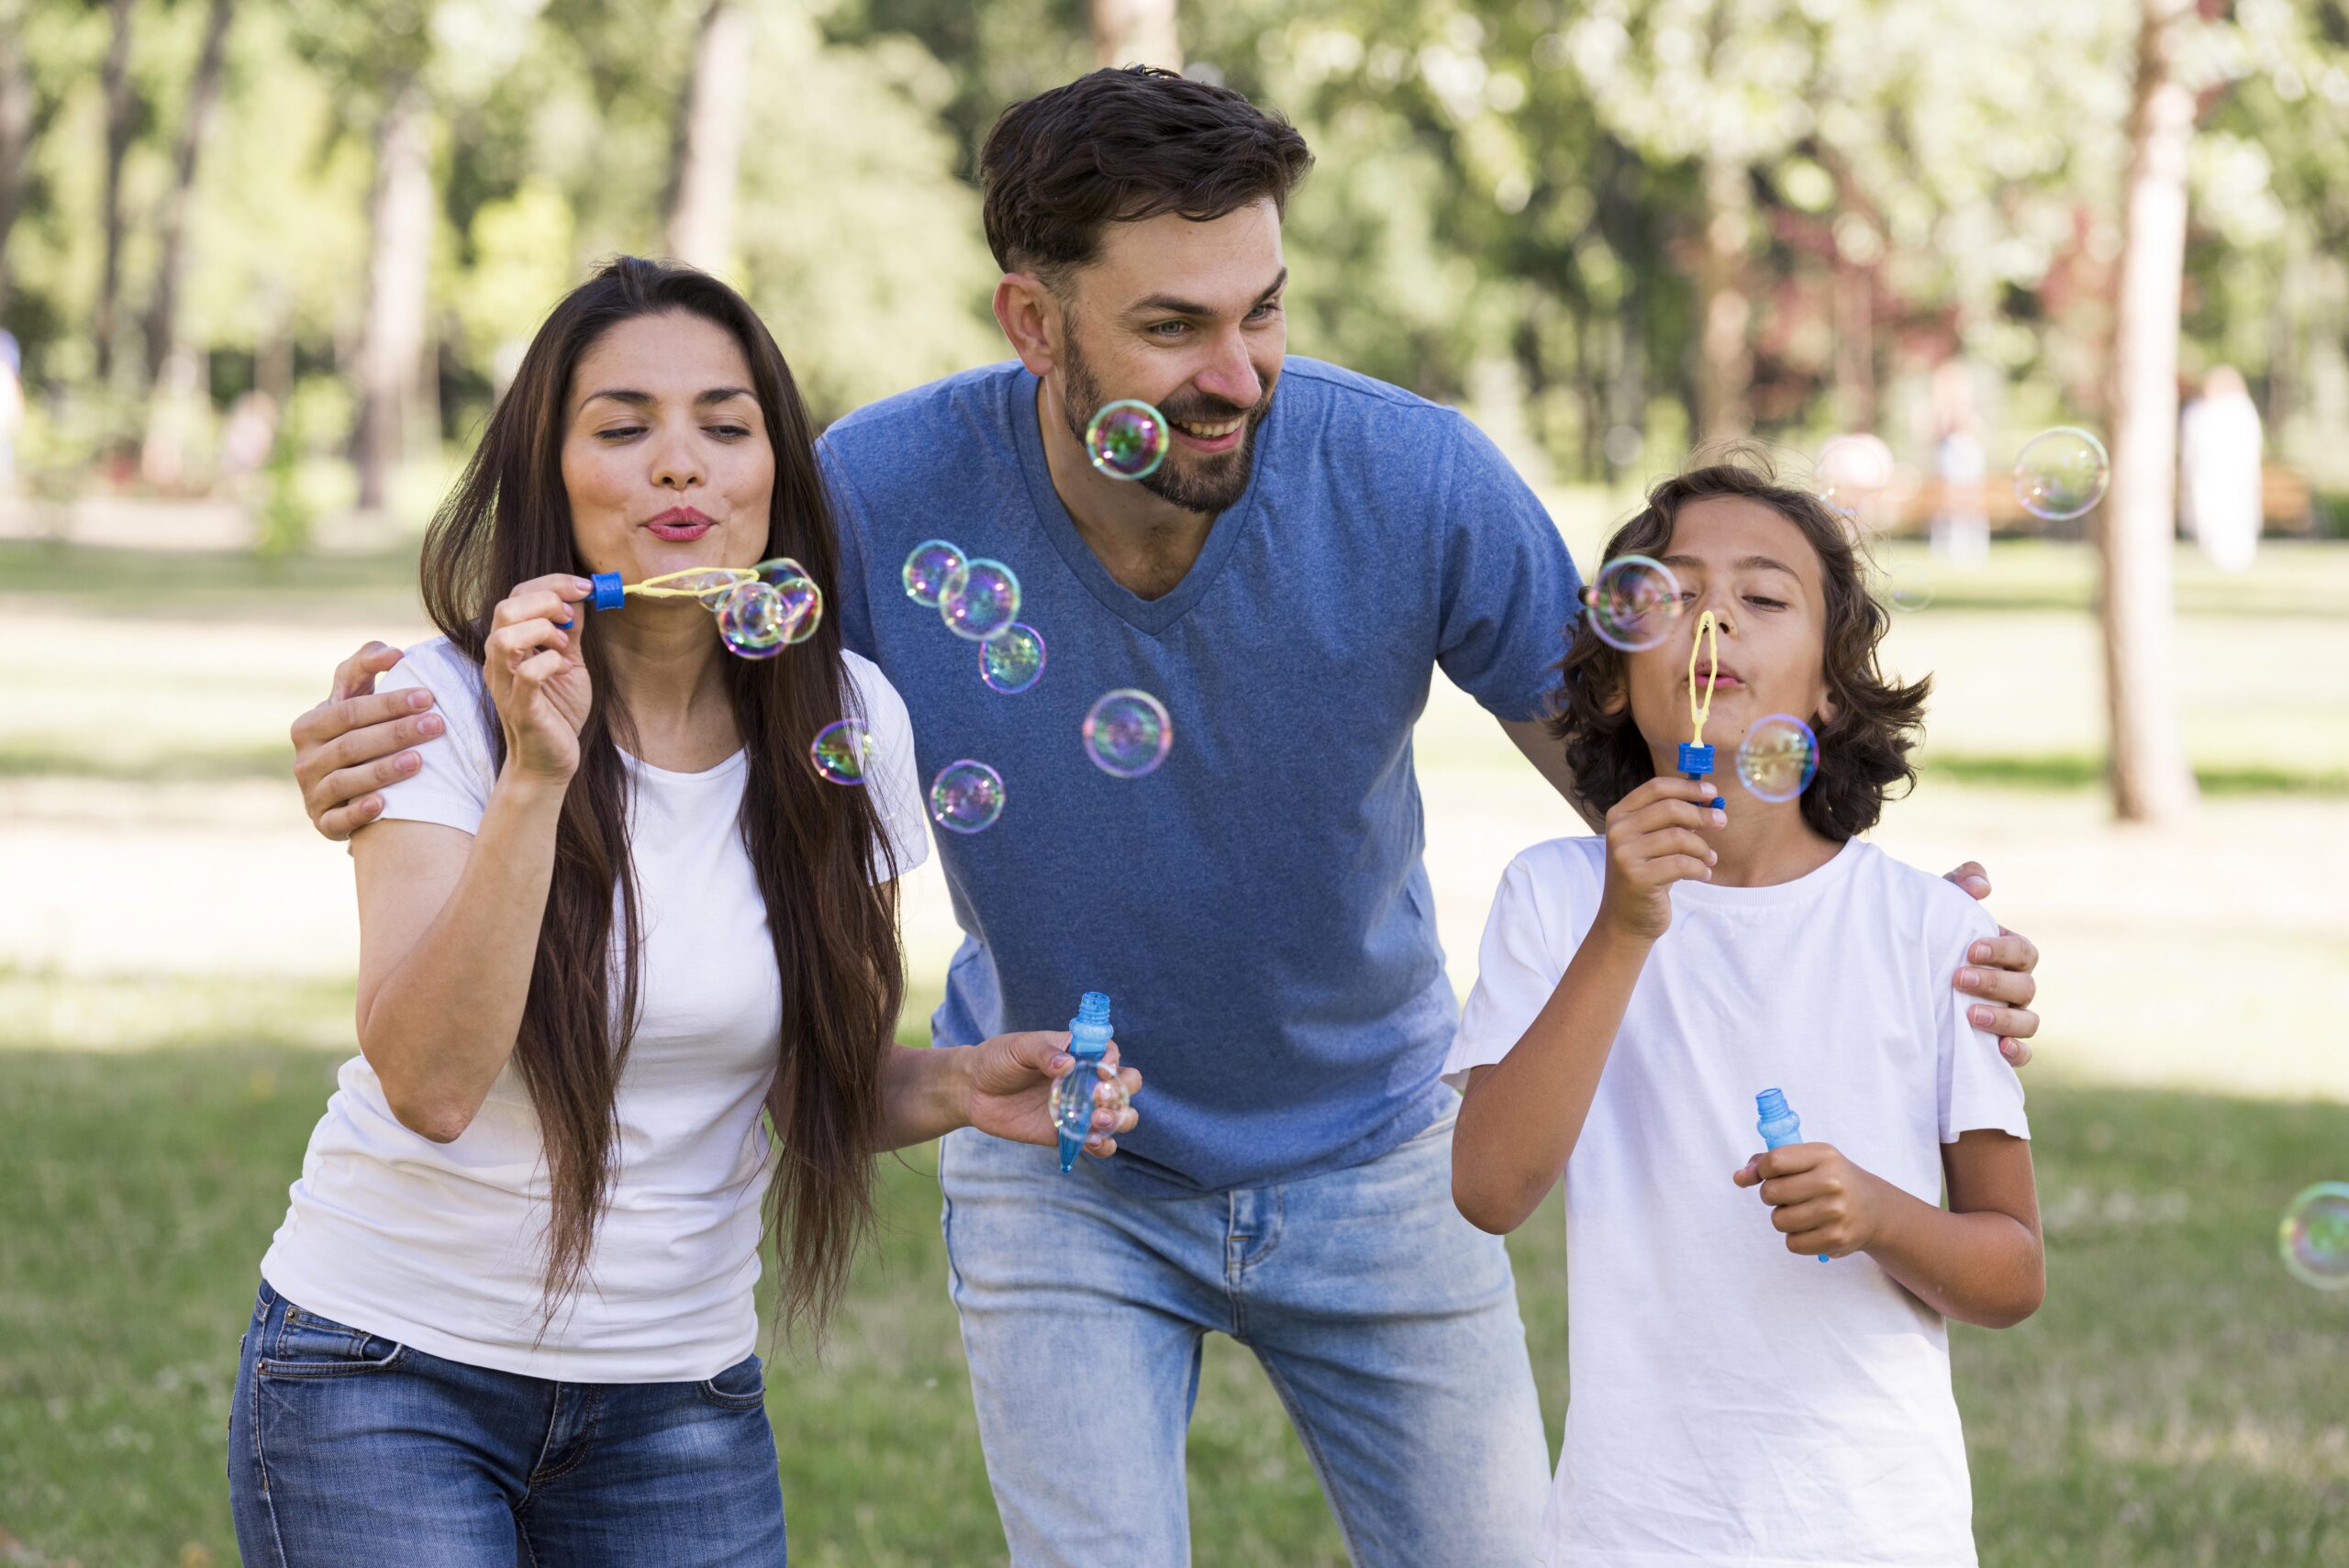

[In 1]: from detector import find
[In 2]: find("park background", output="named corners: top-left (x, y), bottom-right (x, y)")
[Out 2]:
top-left (2, 0), bottom-right (2346, 1562)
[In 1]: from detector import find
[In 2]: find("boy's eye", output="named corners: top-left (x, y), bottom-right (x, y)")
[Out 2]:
top-left (1745, 595), bottom-right (1787, 610)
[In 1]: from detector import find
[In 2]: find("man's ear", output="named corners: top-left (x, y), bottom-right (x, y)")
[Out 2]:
top-left (992, 272), bottom-right (1060, 377)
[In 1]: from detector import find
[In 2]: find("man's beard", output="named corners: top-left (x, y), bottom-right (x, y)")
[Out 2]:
top-left (1061, 331), bottom-right (1268, 516)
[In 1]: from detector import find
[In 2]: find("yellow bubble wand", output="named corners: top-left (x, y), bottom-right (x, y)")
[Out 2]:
top-left (584, 559), bottom-right (824, 654)
top-left (1676, 609), bottom-right (1726, 808)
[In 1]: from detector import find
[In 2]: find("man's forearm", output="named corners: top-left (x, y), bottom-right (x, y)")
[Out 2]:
top-left (872, 1043), bottom-right (973, 1152)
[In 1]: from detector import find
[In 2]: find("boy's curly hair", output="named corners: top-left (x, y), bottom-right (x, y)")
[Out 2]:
top-left (1550, 450), bottom-right (1930, 842)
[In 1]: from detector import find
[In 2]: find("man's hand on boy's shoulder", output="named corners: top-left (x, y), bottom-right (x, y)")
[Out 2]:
top-left (292, 640), bottom-right (445, 841)
top-left (1942, 861), bottom-right (2039, 1068)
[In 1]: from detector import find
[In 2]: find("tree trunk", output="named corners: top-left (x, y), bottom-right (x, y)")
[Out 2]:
top-left (354, 75), bottom-right (433, 514)
top-left (1091, 0), bottom-right (1180, 71)
top-left (1694, 154), bottom-right (1753, 443)
top-left (141, 0), bottom-right (234, 385)
top-left (0, 8), bottom-right (37, 319)
top-left (94, 0), bottom-right (137, 384)
top-left (2099, 0), bottom-right (2199, 824)
top-left (1831, 250), bottom-right (1876, 434)
top-left (663, 0), bottom-right (751, 272)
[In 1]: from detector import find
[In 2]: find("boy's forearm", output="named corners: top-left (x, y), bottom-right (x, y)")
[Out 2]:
top-left (1859, 1178), bottom-right (2045, 1329)
top-left (1453, 924), bottom-right (1652, 1234)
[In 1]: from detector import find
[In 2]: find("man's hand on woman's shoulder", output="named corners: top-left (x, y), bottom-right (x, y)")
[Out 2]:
top-left (292, 640), bottom-right (445, 841)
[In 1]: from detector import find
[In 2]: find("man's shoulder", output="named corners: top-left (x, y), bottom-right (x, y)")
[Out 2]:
top-left (819, 361), bottom-right (1026, 466)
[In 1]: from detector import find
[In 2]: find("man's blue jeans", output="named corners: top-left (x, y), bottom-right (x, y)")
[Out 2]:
top-left (226, 1280), bottom-right (787, 1566)
top-left (941, 1098), bottom-right (1552, 1566)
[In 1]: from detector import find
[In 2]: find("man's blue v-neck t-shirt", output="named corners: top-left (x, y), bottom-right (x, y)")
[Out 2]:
top-left (818, 358), bottom-right (1582, 1196)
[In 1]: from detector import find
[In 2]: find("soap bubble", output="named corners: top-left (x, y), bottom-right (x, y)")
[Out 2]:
top-left (1817, 434), bottom-right (1894, 517)
top-left (979, 623), bottom-right (1046, 694)
top-left (1083, 689), bottom-right (1173, 779)
top-left (749, 558), bottom-right (822, 645)
top-left (2279, 1182), bottom-right (2349, 1290)
top-left (902, 540), bottom-right (968, 606)
top-left (1051, 1061), bottom-right (1131, 1150)
top-left (1886, 560), bottom-right (1935, 612)
top-left (930, 759), bottom-right (1007, 834)
top-left (1085, 399), bottom-right (1169, 481)
top-left (809, 719), bottom-right (875, 784)
top-left (717, 582), bottom-right (789, 659)
top-left (1582, 555), bottom-right (1683, 652)
top-left (941, 559), bottom-right (1021, 641)
top-left (2014, 428), bottom-right (2110, 520)
top-left (1737, 714), bottom-right (1819, 803)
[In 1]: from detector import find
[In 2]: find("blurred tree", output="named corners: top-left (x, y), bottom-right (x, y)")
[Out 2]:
top-left (2100, 0), bottom-right (2204, 824)
top-left (139, 0), bottom-right (233, 386)
top-left (0, 0), bottom-right (42, 317)
top-left (665, 0), bottom-right (750, 272)
top-left (92, 0), bottom-right (138, 383)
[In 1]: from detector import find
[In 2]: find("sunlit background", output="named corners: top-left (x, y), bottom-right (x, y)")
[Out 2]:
top-left (3, 1), bottom-right (2346, 1563)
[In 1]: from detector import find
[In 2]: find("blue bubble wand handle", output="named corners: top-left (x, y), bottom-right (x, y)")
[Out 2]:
top-left (1755, 1087), bottom-right (1830, 1262)
top-left (1052, 992), bottom-right (1116, 1173)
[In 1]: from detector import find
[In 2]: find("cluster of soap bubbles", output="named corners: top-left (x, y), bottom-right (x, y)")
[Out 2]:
top-left (904, 538), bottom-right (1031, 648)
top-left (2280, 1182), bottom-right (2349, 1290)
top-left (639, 561), bottom-right (823, 661)
top-left (1085, 399), bottom-right (1171, 481)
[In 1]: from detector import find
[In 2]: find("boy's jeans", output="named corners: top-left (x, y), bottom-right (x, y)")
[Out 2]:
top-left (941, 1098), bottom-right (1552, 1567)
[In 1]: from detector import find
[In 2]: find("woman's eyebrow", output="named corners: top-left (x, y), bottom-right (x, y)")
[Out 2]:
top-left (577, 386), bottom-right (757, 410)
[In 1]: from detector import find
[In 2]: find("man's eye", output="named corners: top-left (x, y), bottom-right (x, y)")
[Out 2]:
top-left (1247, 301), bottom-right (1282, 321)
top-left (1149, 321), bottom-right (1189, 339)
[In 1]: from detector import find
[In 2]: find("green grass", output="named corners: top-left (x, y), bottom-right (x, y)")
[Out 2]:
top-left (4, 1040), bottom-right (2346, 1566)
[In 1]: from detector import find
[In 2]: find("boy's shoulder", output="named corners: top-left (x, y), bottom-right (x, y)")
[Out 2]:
top-left (1495, 833), bottom-right (1609, 929)
top-left (1845, 840), bottom-right (2001, 951)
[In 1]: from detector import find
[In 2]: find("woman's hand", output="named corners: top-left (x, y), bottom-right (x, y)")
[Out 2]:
top-left (962, 1030), bottom-right (1142, 1159)
top-left (1733, 1141), bottom-right (1890, 1260)
top-left (484, 576), bottom-right (595, 784)
top-left (1595, 775), bottom-right (1725, 942)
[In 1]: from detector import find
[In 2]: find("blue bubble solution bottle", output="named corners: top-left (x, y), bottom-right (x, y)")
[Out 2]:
top-left (1755, 1087), bottom-right (1830, 1262)
top-left (1052, 993), bottom-right (1124, 1172)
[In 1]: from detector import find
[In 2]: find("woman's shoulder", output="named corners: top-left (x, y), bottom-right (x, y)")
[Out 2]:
top-left (381, 633), bottom-right (486, 705)
top-left (840, 648), bottom-right (908, 727)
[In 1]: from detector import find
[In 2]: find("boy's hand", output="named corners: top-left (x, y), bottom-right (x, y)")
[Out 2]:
top-left (1595, 775), bottom-right (1725, 942)
top-left (1733, 1142), bottom-right (1887, 1260)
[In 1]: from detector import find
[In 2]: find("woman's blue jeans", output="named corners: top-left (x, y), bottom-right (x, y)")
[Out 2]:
top-left (227, 1280), bottom-right (787, 1567)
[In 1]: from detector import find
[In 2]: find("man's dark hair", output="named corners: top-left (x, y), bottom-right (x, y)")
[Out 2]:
top-left (1549, 450), bottom-right (1932, 842)
top-left (980, 66), bottom-right (1314, 282)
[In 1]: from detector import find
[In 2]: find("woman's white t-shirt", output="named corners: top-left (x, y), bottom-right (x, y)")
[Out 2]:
top-left (1445, 835), bottom-right (2030, 1568)
top-left (260, 635), bottom-right (929, 1383)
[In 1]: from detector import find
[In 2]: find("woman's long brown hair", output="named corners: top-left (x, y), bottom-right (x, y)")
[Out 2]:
top-left (417, 257), bottom-right (902, 1338)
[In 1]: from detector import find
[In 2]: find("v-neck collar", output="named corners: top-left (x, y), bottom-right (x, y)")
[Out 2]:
top-left (1012, 367), bottom-right (1264, 638)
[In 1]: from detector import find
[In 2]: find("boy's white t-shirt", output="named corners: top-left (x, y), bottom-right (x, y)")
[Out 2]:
top-left (1445, 834), bottom-right (2029, 1568)
top-left (260, 635), bottom-right (929, 1383)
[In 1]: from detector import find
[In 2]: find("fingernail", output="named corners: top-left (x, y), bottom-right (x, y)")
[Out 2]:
top-left (1971, 1006), bottom-right (1992, 1027)
top-left (1710, 808), bottom-right (1727, 827)
top-left (572, 578), bottom-right (592, 593)
top-left (2000, 1040), bottom-right (2020, 1060)
top-left (1970, 941), bottom-right (1991, 962)
top-left (1958, 968), bottom-right (1979, 987)
top-left (1052, 1053), bottom-right (1073, 1072)
top-left (417, 715), bottom-right (444, 735)
top-left (407, 690), bottom-right (429, 710)
top-left (397, 753), bottom-right (419, 773)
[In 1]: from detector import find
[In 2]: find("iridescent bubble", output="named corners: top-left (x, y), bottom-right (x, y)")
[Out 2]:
top-left (1887, 560), bottom-right (1935, 612)
top-left (2014, 428), bottom-right (2110, 520)
top-left (930, 759), bottom-right (1007, 834)
top-left (809, 719), bottom-right (875, 784)
top-left (1051, 1061), bottom-right (1130, 1150)
top-left (717, 582), bottom-right (788, 660)
top-left (1736, 713), bottom-right (1819, 803)
top-left (1085, 399), bottom-right (1169, 481)
top-left (1817, 434), bottom-right (1894, 517)
top-left (2279, 1182), bottom-right (2349, 1290)
top-left (751, 558), bottom-right (822, 644)
top-left (979, 623), bottom-right (1046, 694)
top-left (753, 556), bottom-right (807, 590)
top-left (1583, 555), bottom-right (1683, 652)
top-left (902, 540), bottom-right (968, 606)
top-left (941, 559), bottom-right (1021, 641)
top-left (1083, 689), bottom-right (1173, 779)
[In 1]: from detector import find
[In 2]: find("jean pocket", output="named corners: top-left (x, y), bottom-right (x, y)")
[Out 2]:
top-left (260, 1299), bottom-right (408, 1379)
top-left (696, 1353), bottom-right (767, 1412)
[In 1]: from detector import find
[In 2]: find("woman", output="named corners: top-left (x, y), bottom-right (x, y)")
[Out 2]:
top-left (228, 258), bottom-right (1140, 1566)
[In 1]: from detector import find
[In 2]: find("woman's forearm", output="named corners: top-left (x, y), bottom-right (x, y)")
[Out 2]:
top-left (1859, 1179), bottom-right (2045, 1329)
top-left (1453, 924), bottom-right (1653, 1235)
top-left (872, 1043), bottom-right (974, 1152)
top-left (359, 770), bottom-right (568, 1141)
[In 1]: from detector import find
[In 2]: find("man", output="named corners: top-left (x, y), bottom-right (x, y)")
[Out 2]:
top-left (291, 67), bottom-right (2043, 1567)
